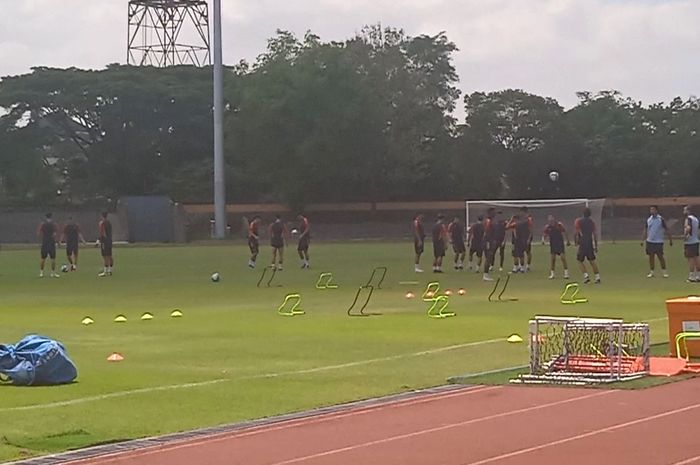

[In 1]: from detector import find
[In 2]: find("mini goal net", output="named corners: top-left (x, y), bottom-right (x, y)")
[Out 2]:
top-left (465, 199), bottom-right (606, 241)
top-left (512, 316), bottom-right (650, 385)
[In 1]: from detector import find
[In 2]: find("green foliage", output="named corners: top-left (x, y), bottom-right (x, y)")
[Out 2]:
top-left (0, 26), bottom-right (698, 207)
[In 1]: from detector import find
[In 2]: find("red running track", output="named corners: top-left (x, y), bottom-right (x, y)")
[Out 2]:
top-left (67, 378), bottom-right (700, 465)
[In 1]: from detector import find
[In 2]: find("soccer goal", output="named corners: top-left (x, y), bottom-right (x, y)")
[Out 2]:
top-left (465, 199), bottom-right (606, 241)
top-left (511, 316), bottom-right (650, 385)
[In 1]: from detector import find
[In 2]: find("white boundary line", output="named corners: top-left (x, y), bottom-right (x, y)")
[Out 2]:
top-left (0, 338), bottom-right (504, 413)
top-left (240, 338), bottom-right (504, 380)
top-left (467, 401), bottom-right (700, 464)
top-left (64, 386), bottom-right (500, 465)
top-left (0, 379), bottom-right (227, 412)
top-left (270, 390), bottom-right (615, 465)
top-left (672, 455), bottom-right (700, 465)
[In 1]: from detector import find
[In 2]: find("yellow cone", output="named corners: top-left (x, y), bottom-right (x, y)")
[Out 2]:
top-left (81, 317), bottom-right (94, 325)
top-left (170, 309), bottom-right (183, 318)
top-left (114, 315), bottom-right (127, 323)
top-left (507, 334), bottom-right (524, 343)
top-left (141, 312), bottom-right (154, 321)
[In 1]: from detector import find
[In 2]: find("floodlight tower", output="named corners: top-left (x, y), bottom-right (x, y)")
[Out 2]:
top-left (127, 0), bottom-right (211, 67)
top-left (127, 0), bottom-right (227, 239)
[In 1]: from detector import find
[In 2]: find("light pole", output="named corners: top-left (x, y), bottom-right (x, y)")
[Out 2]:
top-left (212, 0), bottom-right (226, 238)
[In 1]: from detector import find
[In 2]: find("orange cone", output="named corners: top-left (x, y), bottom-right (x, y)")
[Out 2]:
top-left (107, 352), bottom-right (124, 362)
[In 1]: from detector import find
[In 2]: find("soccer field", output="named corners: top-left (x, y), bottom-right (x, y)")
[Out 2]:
top-left (0, 241), bottom-right (693, 462)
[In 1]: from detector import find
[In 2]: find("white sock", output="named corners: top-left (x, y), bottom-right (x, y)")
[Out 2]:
top-left (595, 273), bottom-right (600, 279)
top-left (583, 272), bottom-right (589, 279)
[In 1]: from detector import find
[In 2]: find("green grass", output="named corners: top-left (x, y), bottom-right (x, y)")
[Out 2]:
top-left (0, 241), bottom-right (696, 462)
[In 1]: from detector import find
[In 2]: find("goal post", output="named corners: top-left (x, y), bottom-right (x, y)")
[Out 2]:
top-left (511, 315), bottom-right (650, 385)
top-left (465, 198), bottom-right (606, 242)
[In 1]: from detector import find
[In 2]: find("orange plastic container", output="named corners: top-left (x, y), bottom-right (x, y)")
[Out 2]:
top-left (666, 296), bottom-right (700, 357)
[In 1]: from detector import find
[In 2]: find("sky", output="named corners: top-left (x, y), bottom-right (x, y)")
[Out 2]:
top-left (0, 0), bottom-right (698, 111)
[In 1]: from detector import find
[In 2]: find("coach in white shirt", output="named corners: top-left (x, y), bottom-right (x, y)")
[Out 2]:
top-left (641, 205), bottom-right (672, 278)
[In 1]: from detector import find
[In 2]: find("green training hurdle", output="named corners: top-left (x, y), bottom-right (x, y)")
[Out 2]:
top-left (365, 266), bottom-right (388, 289)
top-left (488, 275), bottom-right (518, 302)
top-left (347, 285), bottom-right (380, 317)
top-left (560, 282), bottom-right (588, 304)
top-left (422, 282), bottom-right (440, 301)
top-left (257, 266), bottom-right (280, 288)
top-left (427, 295), bottom-right (455, 319)
top-left (278, 293), bottom-right (304, 316)
top-left (675, 331), bottom-right (700, 361)
top-left (316, 272), bottom-right (338, 290)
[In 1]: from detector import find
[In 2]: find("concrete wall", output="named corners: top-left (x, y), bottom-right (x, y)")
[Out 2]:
top-left (0, 210), bottom-right (126, 244)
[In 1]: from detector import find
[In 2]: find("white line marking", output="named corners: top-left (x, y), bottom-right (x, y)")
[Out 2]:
top-left (64, 386), bottom-right (500, 465)
top-left (0, 379), bottom-right (227, 412)
top-left (450, 365), bottom-right (528, 379)
top-left (269, 391), bottom-right (615, 465)
top-left (672, 455), bottom-right (700, 465)
top-left (0, 338), bottom-right (504, 412)
top-left (467, 402), bottom-right (700, 464)
top-left (241, 338), bottom-right (505, 380)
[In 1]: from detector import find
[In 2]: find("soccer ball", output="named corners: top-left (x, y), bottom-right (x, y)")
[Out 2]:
top-left (549, 171), bottom-right (559, 182)
top-left (291, 229), bottom-right (299, 235)
top-left (61, 264), bottom-right (69, 273)
top-left (210, 272), bottom-right (220, 282)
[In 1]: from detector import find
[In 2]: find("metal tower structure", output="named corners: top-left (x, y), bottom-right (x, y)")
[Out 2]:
top-left (127, 0), bottom-right (211, 67)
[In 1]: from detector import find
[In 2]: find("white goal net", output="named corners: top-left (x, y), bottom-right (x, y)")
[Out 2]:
top-left (465, 199), bottom-right (606, 242)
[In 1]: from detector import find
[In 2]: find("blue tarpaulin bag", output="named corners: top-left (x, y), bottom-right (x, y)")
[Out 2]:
top-left (0, 335), bottom-right (78, 386)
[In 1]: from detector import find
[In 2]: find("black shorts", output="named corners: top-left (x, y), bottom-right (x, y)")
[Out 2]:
top-left (469, 243), bottom-right (483, 257)
top-left (41, 243), bottom-right (56, 260)
top-left (646, 242), bottom-right (664, 257)
top-left (298, 236), bottom-right (310, 252)
top-left (512, 241), bottom-right (528, 259)
top-left (414, 239), bottom-right (424, 255)
top-left (271, 239), bottom-right (284, 249)
top-left (577, 245), bottom-right (596, 262)
top-left (550, 242), bottom-right (565, 256)
top-left (66, 242), bottom-right (79, 257)
top-left (433, 242), bottom-right (445, 258)
top-left (452, 241), bottom-right (466, 254)
top-left (100, 240), bottom-right (113, 257)
top-left (685, 243), bottom-right (699, 258)
top-left (248, 237), bottom-right (259, 255)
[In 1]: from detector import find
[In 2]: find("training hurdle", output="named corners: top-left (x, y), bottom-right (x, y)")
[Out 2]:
top-left (422, 282), bottom-right (440, 301)
top-left (488, 275), bottom-right (518, 302)
top-left (421, 282), bottom-right (455, 318)
top-left (257, 266), bottom-right (280, 288)
top-left (675, 331), bottom-right (700, 361)
top-left (347, 285), bottom-right (380, 317)
top-left (365, 266), bottom-right (387, 289)
top-left (426, 295), bottom-right (455, 319)
top-left (278, 293), bottom-right (304, 316)
top-left (316, 272), bottom-right (338, 290)
top-left (560, 282), bottom-right (588, 304)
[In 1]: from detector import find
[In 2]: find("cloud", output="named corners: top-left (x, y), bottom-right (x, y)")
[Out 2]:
top-left (0, 0), bottom-right (697, 112)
